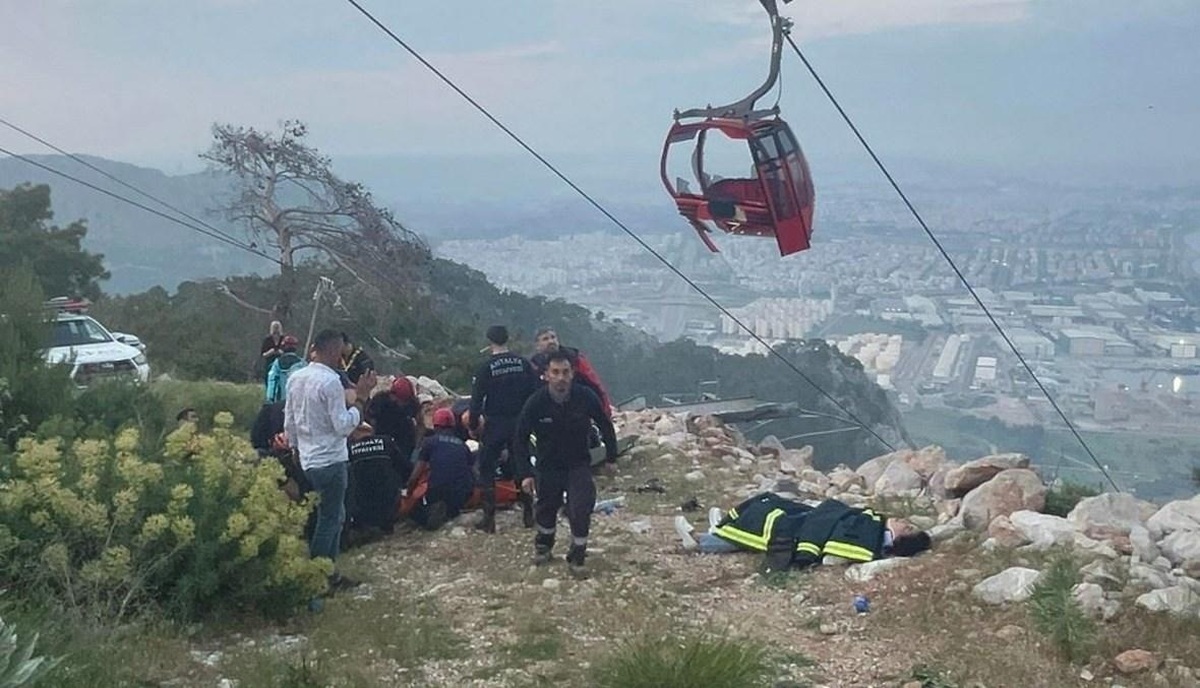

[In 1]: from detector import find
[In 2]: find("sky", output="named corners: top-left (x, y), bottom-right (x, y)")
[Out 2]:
top-left (1, 0), bottom-right (1199, 188)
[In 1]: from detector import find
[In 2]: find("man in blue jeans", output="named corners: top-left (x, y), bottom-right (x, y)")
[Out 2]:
top-left (284, 328), bottom-right (377, 599)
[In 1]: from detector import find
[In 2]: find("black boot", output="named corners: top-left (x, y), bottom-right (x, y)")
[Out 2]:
top-left (533, 532), bottom-right (554, 565)
top-left (474, 488), bottom-right (496, 533)
top-left (566, 544), bottom-right (587, 579)
top-left (519, 492), bottom-right (535, 529)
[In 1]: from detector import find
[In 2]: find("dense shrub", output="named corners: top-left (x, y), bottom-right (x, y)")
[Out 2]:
top-left (151, 379), bottom-right (264, 434)
top-left (0, 414), bottom-right (328, 623)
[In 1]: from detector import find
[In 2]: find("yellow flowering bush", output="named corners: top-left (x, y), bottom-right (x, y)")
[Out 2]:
top-left (0, 415), bottom-right (330, 622)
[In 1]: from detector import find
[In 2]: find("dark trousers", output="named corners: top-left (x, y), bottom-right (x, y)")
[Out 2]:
top-left (410, 485), bottom-right (470, 527)
top-left (478, 432), bottom-right (513, 487)
top-left (534, 464), bottom-right (596, 547)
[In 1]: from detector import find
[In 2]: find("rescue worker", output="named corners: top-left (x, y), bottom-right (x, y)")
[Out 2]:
top-left (409, 407), bottom-right (476, 531)
top-left (529, 326), bottom-right (612, 418)
top-left (513, 349), bottom-right (618, 578)
top-left (706, 492), bottom-right (932, 572)
top-left (346, 422), bottom-right (412, 537)
top-left (468, 325), bottom-right (537, 533)
top-left (340, 333), bottom-right (375, 385)
top-left (365, 376), bottom-right (420, 463)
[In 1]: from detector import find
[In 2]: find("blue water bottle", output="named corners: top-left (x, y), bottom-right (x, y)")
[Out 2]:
top-left (853, 595), bottom-right (870, 614)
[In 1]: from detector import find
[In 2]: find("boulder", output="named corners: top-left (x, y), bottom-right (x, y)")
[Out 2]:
top-left (1147, 496), bottom-right (1200, 540)
top-left (1113, 649), bottom-right (1160, 675)
top-left (778, 446), bottom-right (814, 475)
top-left (1129, 562), bottom-right (1175, 591)
top-left (1009, 510), bottom-right (1079, 550)
top-left (757, 435), bottom-right (785, 458)
top-left (1160, 531), bottom-right (1200, 567)
top-left (828, 466), bottom-right (866, 493)
top-left (1068, 492), bottom-right (1158, 535)
top-left (960, 469), bottom-right (1047, 531)
top-left (1134, 586), bottom-right (1200, 616)
top-left (943, 453), bottom-right (1030, 497)
top-left (927, 462), bottom-right (958, 500)
top-left (798, 469), bottom-right (831, 492)
top-left (874, 460), bottom-right (924, 496)
top-left (903, 445), bottom-right (947, 480)
top-left (855, 451), bottom-right (906, 487)
top-left (1073, 582), bottom-right (1121, 621)
top-left (987, 515), bottom-right (1028, 548)
top-left (930, 522), bottom-right (965, 543)
top-left (1080, 559), bottom-right (1124, 590)
top-left (973, 567), bottom-right (1042, 604)
top-left (937, 499), bottom-right (961, 524)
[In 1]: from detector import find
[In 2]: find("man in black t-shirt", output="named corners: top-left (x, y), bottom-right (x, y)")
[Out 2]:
top-left (468, 325), bottom-right (537, 533)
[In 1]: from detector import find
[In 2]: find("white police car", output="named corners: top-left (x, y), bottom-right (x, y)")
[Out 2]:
top-left (41, 299), bottom-right (150, 387)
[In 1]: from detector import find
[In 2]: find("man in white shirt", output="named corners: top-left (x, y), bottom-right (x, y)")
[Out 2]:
top-left (285, 328), bottom-right (377, 590)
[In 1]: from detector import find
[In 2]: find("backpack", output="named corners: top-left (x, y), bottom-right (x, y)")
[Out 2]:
top-left (266, 353), bottom-right (306, 403)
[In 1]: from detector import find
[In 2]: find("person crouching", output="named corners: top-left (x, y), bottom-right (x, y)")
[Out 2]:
top-left (409, 408), bottom-right (475, 531)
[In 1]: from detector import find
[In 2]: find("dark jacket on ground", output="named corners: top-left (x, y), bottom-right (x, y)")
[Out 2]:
top-left (530, 346), bottom-right (612, 417)
top-left (512, 386), bottom-right (617, 479)
top-left (366, 392), bottom-right (419, 459)
top-left (347, 434), bottom-right (411, 530)
top-left (341, 347), bottom-right (374, 384)
top-left (469, 351), bottom-right (537, 441)
top-left (714, 493), bottom-right (888, 571)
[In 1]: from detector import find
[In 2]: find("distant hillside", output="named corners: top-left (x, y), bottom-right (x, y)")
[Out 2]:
top-left (0, 155), bottom-right (268, 292)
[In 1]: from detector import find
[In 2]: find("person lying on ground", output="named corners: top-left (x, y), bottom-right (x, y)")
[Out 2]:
top-left (679, 492), bottom-right (931, 573)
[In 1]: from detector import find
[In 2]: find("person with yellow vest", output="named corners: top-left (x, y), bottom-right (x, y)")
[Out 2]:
top-left (706, 492), bottom-right (931, 572)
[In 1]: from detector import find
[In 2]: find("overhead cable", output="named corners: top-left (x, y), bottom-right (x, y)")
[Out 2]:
top-left (342, 0), bottom-right (896, 451)
top-left (0, 144), bottom-right (282, 267)
top-left (782, 34), bottom-right (1119, 491)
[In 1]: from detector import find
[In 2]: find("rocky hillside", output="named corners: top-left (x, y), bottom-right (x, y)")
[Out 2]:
top-left (163, 404), bottom-right (1200, 688)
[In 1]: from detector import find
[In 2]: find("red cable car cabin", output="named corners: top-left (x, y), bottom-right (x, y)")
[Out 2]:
top-left (660, 116), bottom-right (814, 256)
top-left (659, 0), bottom-right (813, 256)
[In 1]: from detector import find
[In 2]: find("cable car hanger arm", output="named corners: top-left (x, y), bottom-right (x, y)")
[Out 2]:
top-left (675, 0), bottom-right (793, 121)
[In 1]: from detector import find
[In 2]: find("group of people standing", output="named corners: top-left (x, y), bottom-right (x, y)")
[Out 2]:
top-left (262, 321), bottom-right (620, 601)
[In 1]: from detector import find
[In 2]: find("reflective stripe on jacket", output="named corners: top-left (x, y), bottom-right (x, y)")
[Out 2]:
top-left (712, 493), bottom-right (813, 552)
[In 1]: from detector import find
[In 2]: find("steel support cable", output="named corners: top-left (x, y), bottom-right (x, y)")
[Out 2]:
top-left (0, 145), bottom-right (283, 266)
top-left (782, 34), bottom-right (1119, 491)
top-left (342, 0), bottom-right (895, 451)
top-left (0, 116), bottom-right (253, 252)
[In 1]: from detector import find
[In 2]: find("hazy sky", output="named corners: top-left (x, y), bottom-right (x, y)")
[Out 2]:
top-left (1, 0), bottom-right (1198, 184)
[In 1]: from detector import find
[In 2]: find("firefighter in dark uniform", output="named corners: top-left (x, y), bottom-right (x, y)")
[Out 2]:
top-left (711, 492), bottom-right (932, 573)
top-left (468, 325), bottom-right (537, 533)
top-left (513, 349), bottom-right (618, 578)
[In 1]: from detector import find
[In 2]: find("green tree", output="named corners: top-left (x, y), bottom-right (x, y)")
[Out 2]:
top-left (0, 266), bottom-right (74, 447)
top-left (0, 184), bottom-right (109, 300)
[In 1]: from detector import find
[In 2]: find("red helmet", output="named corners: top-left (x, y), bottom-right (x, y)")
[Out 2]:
top-left (281, 335), bottom-right (299, 349)
top-left (390, 376), bottom-right (415, 403)
top-left (432, 407), bottom-right (455, 429)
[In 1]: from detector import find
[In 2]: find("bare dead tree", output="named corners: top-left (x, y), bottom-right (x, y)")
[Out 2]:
top-left (201, 120), bottom-right (430, 320)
